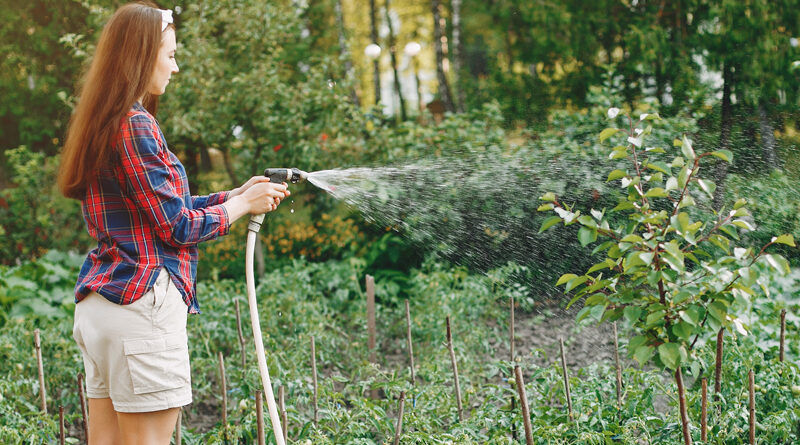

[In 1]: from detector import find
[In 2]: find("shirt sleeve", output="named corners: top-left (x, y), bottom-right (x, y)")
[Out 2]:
top-left (192, 191), bottom-right (229, 209)
top-left (118, 113), bottom-right (231, 247)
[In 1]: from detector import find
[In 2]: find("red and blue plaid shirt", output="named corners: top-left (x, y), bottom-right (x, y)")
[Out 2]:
top-left (75, 102), bottom-right (230, 314)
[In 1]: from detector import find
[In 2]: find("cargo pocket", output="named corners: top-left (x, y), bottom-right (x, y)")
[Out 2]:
top-left (122, 331), bottom-right (190, 395)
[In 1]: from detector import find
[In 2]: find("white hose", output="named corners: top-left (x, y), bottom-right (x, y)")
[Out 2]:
top-left (246, 213), bottom-right (286, 445)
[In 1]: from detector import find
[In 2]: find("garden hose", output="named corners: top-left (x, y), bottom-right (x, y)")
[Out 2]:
top-left (245, 168), bottom-right (307, 445)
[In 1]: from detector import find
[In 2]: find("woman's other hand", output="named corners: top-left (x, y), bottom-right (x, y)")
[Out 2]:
top-left (228, 176), bottom-right (270, 199)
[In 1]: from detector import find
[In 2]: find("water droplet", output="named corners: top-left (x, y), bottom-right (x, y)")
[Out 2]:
top-left (290, 209), bottom-right (295, 213)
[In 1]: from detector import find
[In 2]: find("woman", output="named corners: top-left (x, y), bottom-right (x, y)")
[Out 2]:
top-left (57, 3), bottom-right (288, 443)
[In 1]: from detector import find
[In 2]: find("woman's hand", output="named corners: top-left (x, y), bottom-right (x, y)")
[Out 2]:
top-left (240, 180), bottom-right (291, 215)
top-left (228, 176), bottom-right (270, 199)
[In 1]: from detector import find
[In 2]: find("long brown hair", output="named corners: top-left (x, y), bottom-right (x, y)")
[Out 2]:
top-left (58, 2), bottom-right (168, 200)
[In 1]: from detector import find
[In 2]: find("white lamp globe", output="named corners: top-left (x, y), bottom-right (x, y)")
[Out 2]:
top-left (364, 43), bottom-right (382, 59)
top-left (404, 41), bottom-right (421, 57)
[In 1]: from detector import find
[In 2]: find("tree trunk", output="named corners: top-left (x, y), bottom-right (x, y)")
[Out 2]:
top-left (335, 0), bottom-right (360, 107)
top-left (451, 0), bottom-right (465, 112)
top-left (431, 0), bottom-right (455, 112)
top-left (370, 0), bottom-right (381, 107)
top-left (675, 367), bottom-right (692, 445)
top-left (199, 146), bottom-right (212, 172)
top-left (758, 102), bottom-right (780, 170)
top-left (385, 0), bottom-right (407, 121)
top-left (712, 60), bottom-right (734, 211)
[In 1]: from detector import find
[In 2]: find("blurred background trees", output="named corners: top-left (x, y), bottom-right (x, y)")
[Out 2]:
top-left (1, 0), bottom-right (798, 272)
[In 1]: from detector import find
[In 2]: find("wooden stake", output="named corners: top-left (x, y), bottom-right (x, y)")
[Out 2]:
top-left (59, 406), bottom-right (65, 445)
top-left (366, 275), bottom-right (376, 365)
top-left (77, 372), bottom-right (88, 443)
top-left (780, 309), bottom-right (787, 363)
top-left (175, 408), bottom-right (182, 445)
top-left (33, 329), bottom-right (47, 414)
top-left (749, 369), bottom-right (755, 445)
top-left (235, 300), bottom-right (247, 368)
top-left (559, 338), bottom-right (573, 420)
top-left (405, 299), bottom-right (416, 386)
top-left (256, 390), bottom-right (265, 445)
top-left (513, 366), bottom-right (534, 445)
top-left (446, 316), bottom-right (464, 422)
top-left (311, 335), bottom-right (319, 426)
top-left (279, 385), bottom-right (288, 444)
top-left (392, 391), bottom-right (406, 445)
top-left (510, 297), bottom-right (516, 441)
top-left (675, 367), bottom-right (692, 445)
top-left (366, 275), bottom-right (378, 399)
top-left (218, 351), bottom-right (228, 438)
top-left (613, 321), bottom-right (623, 411)
top-left (701, 378), bottom-right (708, 442)
top-left (510, 297), bottom-right (515, 362)
top-left (714, 328), bottom-right (724, 402)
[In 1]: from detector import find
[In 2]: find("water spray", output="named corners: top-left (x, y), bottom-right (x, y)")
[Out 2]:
top-left (245, 167), bottom-right (307, 445)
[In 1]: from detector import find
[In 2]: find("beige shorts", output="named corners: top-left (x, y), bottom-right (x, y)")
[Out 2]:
top-left (73, 268), bottom-right (192, 413)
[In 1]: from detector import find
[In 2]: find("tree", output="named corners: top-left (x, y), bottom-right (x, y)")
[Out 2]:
top-left (540, 109), bottom-right (794, 444)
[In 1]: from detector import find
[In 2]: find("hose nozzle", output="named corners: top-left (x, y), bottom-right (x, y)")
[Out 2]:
top-left (263, 167), bottom-right (309, 184)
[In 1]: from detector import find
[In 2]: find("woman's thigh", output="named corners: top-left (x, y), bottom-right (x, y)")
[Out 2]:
top-left (88, 398), bottom-right (121, 445)
top-left (116, 407), bottom-right (180, 445)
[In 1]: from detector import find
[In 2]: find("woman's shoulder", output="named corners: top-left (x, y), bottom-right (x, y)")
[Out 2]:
top-left (120, 103), bottom-right (160, 134)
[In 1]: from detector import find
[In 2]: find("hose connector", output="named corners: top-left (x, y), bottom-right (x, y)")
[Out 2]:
top-left (248, 213), bottom-right (266, 233)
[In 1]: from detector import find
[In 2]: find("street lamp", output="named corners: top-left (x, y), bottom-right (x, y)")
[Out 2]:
top-left (365, 44), bottom-right (382, 107)
top-left (404, 42), bottom-right (423, 113)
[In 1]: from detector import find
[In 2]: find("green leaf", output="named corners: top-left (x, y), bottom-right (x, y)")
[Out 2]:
top-left (587, 258), bottom-right (615, 274)
top-left (665, 176), bottom-right (679, 191)
top-left (612, 201), bottom-right (635, 212)
top-left (565, 275), bottom-right (590, 292)
top-left (672, 322), bottom-right (694, 341)
top-left (540, 192), bottom-right (556, 201)
top-left (696, 179), bottom-right (716, 198)
top-left (681, 135), bottom-right (696, 160)
top-left (578, 226), bottom-right (598, 246)
top-left (677, 166), bottom-right (690, 188)
top-left (607, 169), bottom-right (628, 182)
top-left (624, 306), bottom-right (643, 323)
top-left (633, 345), bottom-right (655, 367)
top-left (599, 127), bottom-right (620, 142)
top-left (646, 310), bottom-right (666, 327)
top-left (732, 219), bottom-right (755, 231)
top-left (537, 203), bottom-right (554, 211)
top-left (658, 343), bottom-right (682, 370)
top-left (709, 150), bottom-right (733, 162)
top-left (772, 234), bottom-right (796, 247)
top-left (764, 254), bottom-right (791, 275)
top-left (708, 234), bottom-right (730, 253)
top-left (645, 187), bottom-right (668, 198)
top-left (733, 198), bottom-right (747, 210)
top-left (556, 273), bottom-right (578, 286)
top-left (620, 234), bottom-right (642, 243)
top-left (661, 252), bottom-right (685, 272)
top-left (680, 305), bottom-right (704, 326)
top-left (707, 301), bottom-right (727, 323)
top-left (592, 240), bottom-right (616, 255)
top-left (609, 149), bottom-right (628, 160)
top-left (539, 216), bottom-right (562, 233)
top-left (646, 161), bottom-right (671, 175)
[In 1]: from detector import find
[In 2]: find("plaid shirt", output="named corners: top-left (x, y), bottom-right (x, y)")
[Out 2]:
top-left (75, 102), bottom-right (230, 314)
